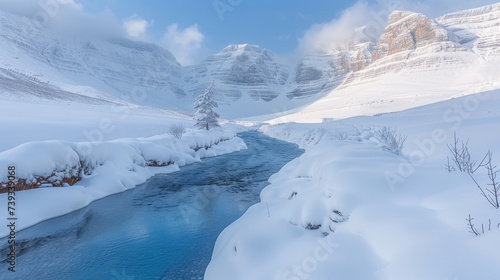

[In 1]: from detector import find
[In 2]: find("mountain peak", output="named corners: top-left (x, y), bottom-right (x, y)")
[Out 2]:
top-left (221, 44), bottom-right (263, 53)
top-left (372, 9), bottom-right (452, 62)
top-left (387, 10), bottom-right (428, 26)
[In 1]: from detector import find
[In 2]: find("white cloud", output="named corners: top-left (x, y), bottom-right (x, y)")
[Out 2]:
top-left (0, 0), bottom-right (125, 38)
top-left (298, 1), bottom-right (372, 53)
top-left (0, 0), bottom-right (81, 16)
top-left (123, 15), bottom-right (151, 38)
top-left (0, 0), bottom-right (207, 63)
top-left (162, 24), bottom-right (205, 66)
top-left (55, 0), bottom-right (82, 10)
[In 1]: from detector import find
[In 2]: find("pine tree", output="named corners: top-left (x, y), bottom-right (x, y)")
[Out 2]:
top-left (194, 83), bottom-right (220, 130)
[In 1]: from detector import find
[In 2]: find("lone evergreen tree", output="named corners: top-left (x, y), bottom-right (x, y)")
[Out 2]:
top-left (194, 83), bottom-right (220, 130)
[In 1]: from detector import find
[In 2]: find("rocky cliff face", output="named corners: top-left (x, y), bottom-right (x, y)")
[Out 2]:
top-left (371, 11), bottom-right (453, 61)
top-left (342, 9), bottom-right (479, 86)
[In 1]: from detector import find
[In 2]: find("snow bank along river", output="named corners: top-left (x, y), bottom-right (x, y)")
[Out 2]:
top-left (0, 131), bottom-right (303, 279)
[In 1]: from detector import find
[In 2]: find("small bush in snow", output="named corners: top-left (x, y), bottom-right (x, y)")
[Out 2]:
top-left (469, 151), bottom-right (500, 209)
top-left (332, 129), bottom-right (348, 140)
top-left (374, 126), bottom-right (407, 155)
top-left (466, 214), bottom-right (500, 236)
top-left (168, 123), bottom-right (186, 139)
top-left (446, 133), bottom-right (499, 209)
top-left (446, 132), bottom-right (485, 173)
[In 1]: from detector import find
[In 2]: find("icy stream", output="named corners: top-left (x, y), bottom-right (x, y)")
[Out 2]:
top-left (0, 131), bottom-right (303, 279)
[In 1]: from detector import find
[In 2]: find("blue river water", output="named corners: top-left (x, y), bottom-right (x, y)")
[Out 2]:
top-left (0, 131), bottom-right (303, 280)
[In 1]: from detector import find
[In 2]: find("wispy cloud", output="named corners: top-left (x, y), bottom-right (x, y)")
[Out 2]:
top-left (162, 24), bottom-right (205, 66)
top-left (0, 0), bottom-right (82, 16)
top-left (298, 1), bottom-right (372, 53)
top-left (0, 0), bottom-right (125, 38)
top-left (123, 15), bottom-right (152, 38)
top-left (0, 0), bottom-right (207, 64)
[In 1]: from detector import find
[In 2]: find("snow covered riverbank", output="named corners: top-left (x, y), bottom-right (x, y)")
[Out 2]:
top-left (0, 100), bottom-right (247, 238)
top-left (206, 89), bottom-right (500, 280)
top-left (0, 128), bottom-right (246, 238)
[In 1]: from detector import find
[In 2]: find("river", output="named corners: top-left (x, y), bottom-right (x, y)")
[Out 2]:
top-left (0, 131), bottom-right (303, 280)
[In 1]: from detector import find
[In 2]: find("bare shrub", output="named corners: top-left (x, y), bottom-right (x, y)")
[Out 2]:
top-left (374, 126), bottom-right (407, 155)
top-left (466, 214), bottom-right (480, 236)
top-left (446, 133), bottom-right (499, 209)
top-left (447, 134), bottom-right (500, 236)
top-left (466, 214), bottom-right (499, 236)
top-left (332, 129), bottom-right (348, 140)
top-left (168, 123), bottom-right (186, 139)
top-left (469, 151), bottom-right (500, 209)
top-left (445, 157), bottom-right (456, 173)
top-left (447, 132), bottom-right (486, 173)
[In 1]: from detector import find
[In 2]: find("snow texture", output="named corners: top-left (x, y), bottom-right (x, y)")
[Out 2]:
top-left (206, 88), bottom-right (500, 280)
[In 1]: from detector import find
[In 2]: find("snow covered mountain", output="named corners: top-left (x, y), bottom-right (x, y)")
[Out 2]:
top-left (343, 5), bottom-right (500, 87)
top-left (343, 10), bottom-right (473, 85)
top-left (185, 44), bottom-right (289, 103)
top-left (0, 3), bottom-right (499, 119)
top-left (0, 7), bottom-right (331, 117)
top-left (0, 9), bottom-right (187, 109)
top-left (183, 43), bottom-right (359, 117)
top-left (437, 3), bottom-right (500, 56)
top-left (271, 3), bottom-right (500, 123)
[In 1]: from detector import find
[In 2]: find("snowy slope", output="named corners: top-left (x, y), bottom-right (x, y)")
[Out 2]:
top-left (0, 99), bottom-right (195, 152)
top-left (269, 61), bottom-right (499, 123)
top-left (206, 88), bottom-right (500, 280)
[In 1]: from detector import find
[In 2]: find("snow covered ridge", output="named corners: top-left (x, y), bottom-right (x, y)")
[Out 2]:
top-left (0, 128), bottom-right (246, 237)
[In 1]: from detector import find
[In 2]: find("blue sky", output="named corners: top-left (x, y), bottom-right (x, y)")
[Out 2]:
top-left (1, 0), bottom-right (498, 65)
top-left (79, 0), bottom-right (356, 50)
top-left (78, 0), bottom-right (361, 60)
top-left (75, 0), bottom-right (498, 65)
